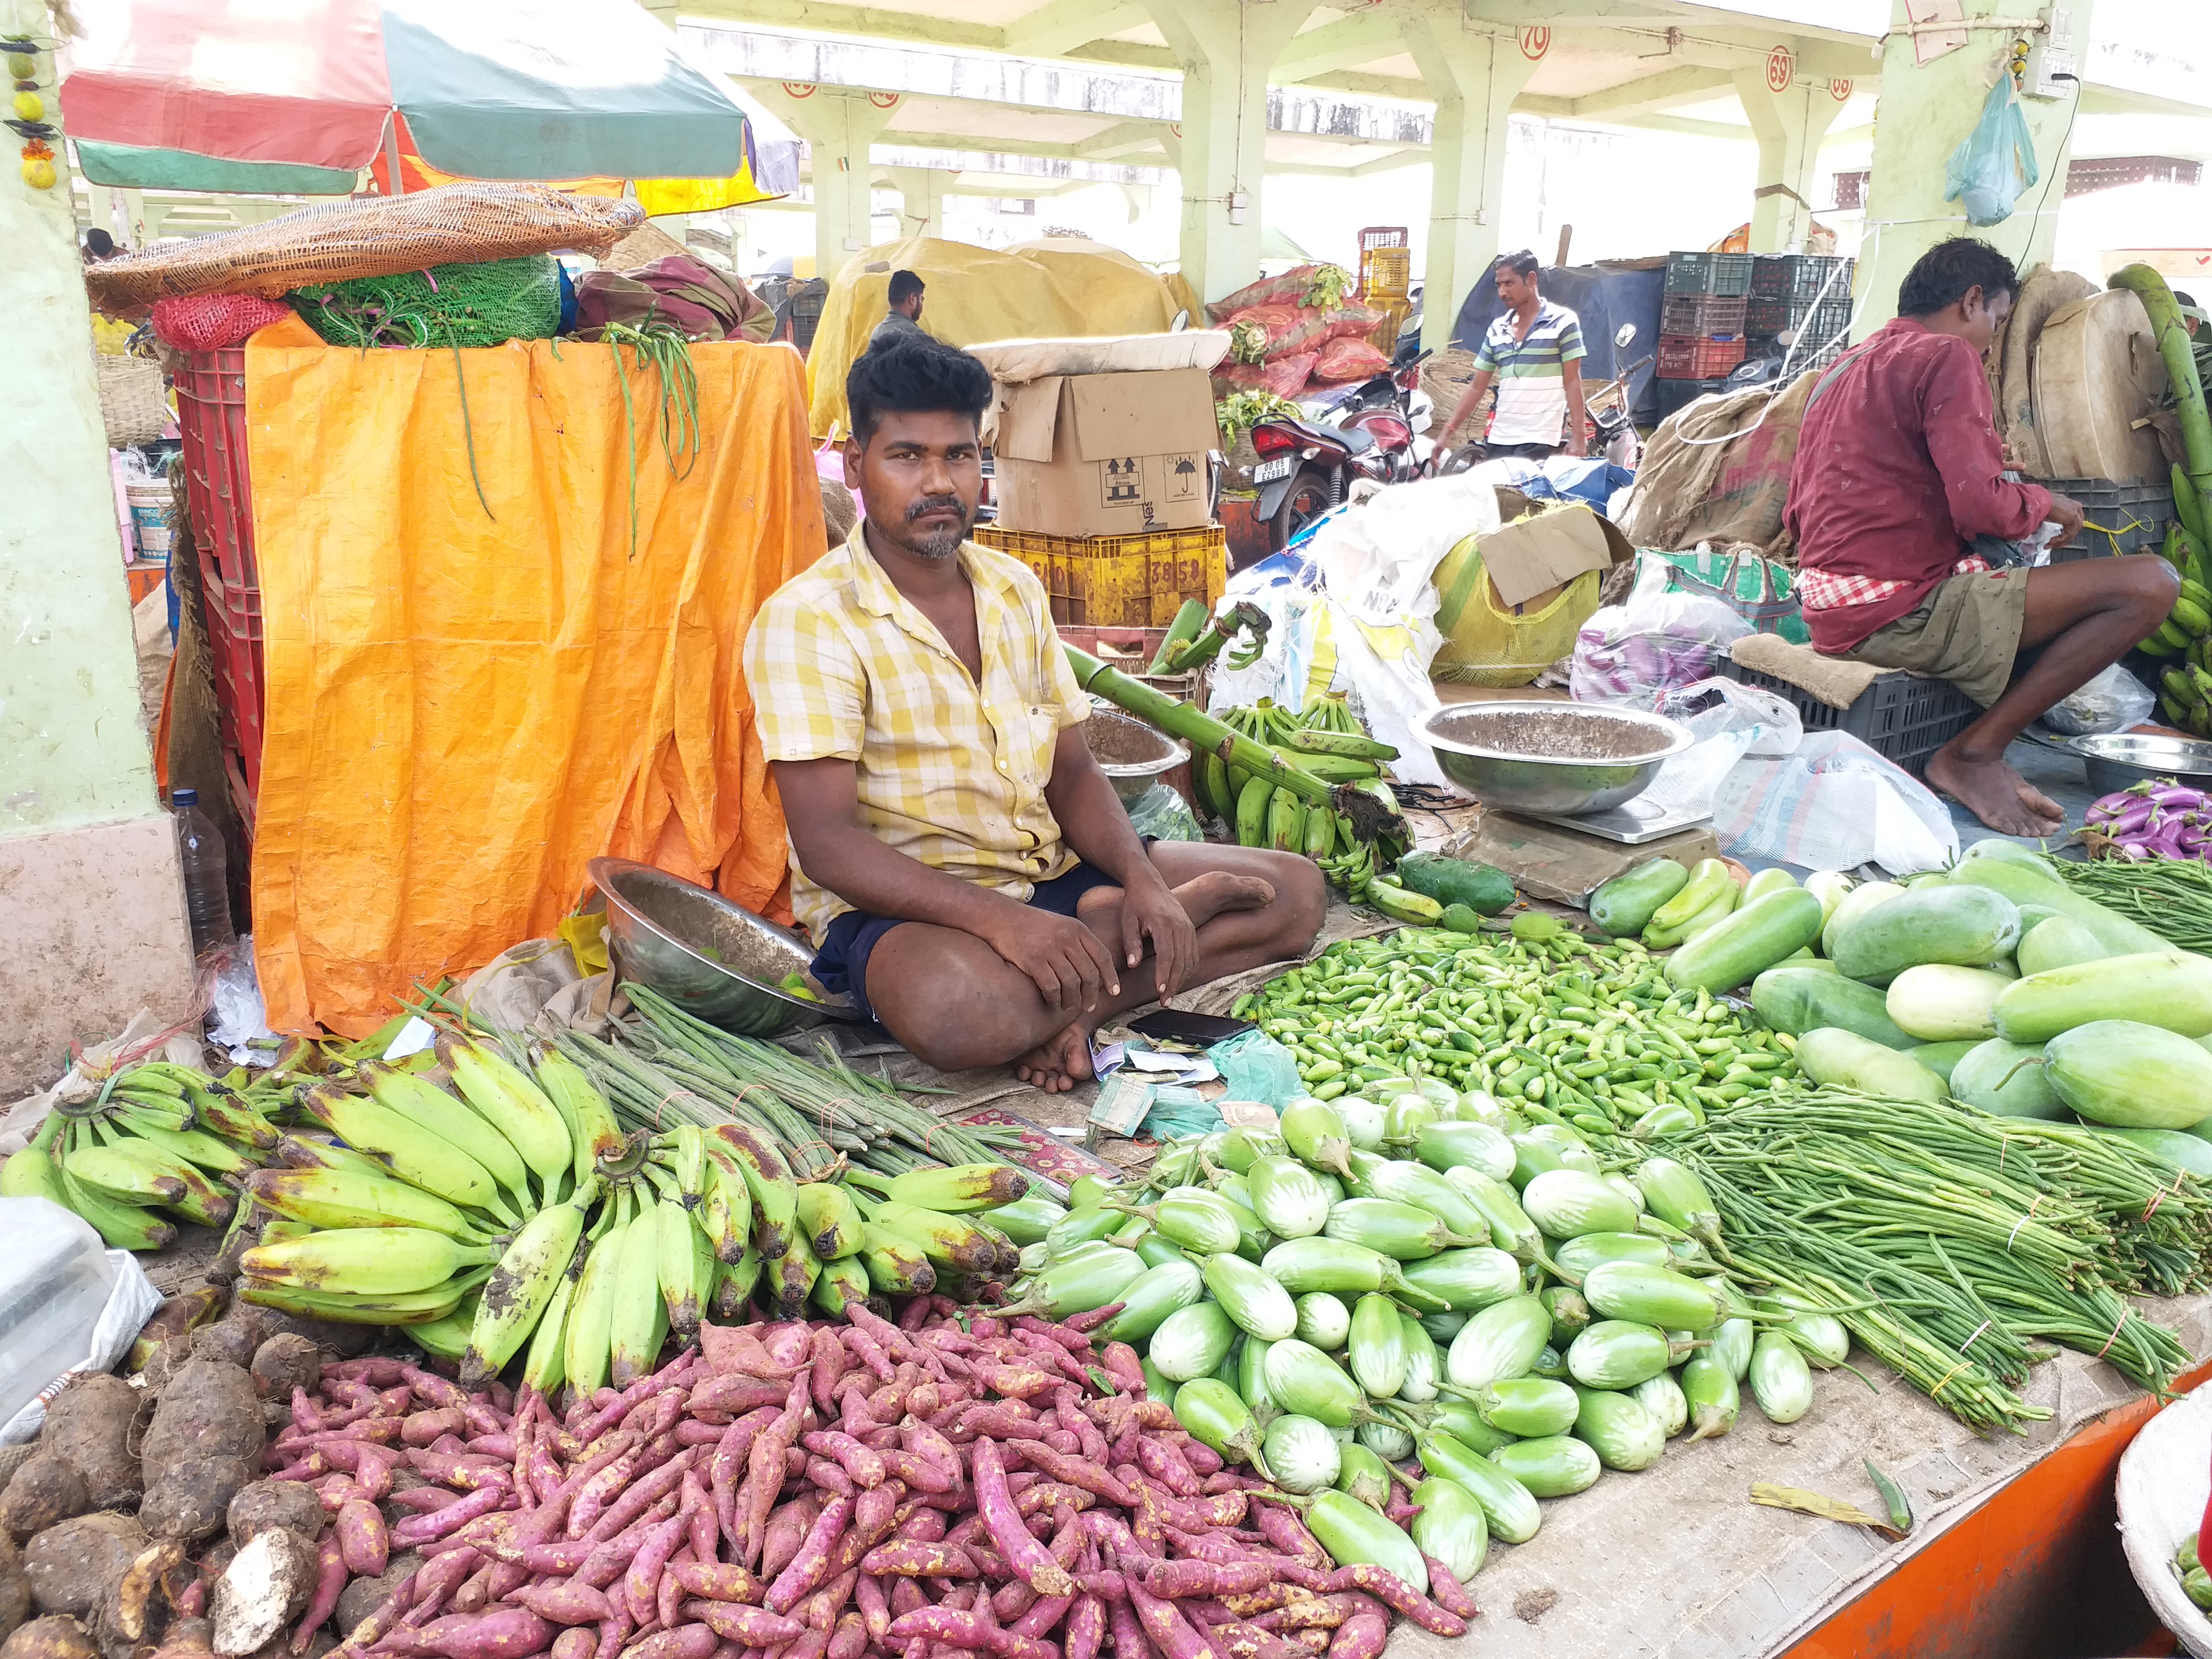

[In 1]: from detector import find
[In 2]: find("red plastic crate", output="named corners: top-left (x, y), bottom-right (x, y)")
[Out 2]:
top-left (176, 348), bottom-right (264, 811)
top-left (1656, 334), bottom-right (1747, 380)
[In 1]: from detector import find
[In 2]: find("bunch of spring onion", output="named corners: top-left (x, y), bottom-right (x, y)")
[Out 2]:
top-left (2084, 779), bottom-right (2212, 861)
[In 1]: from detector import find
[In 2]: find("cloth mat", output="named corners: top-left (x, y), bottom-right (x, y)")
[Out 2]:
top-left (1731, 632), bottom-right (1887, 710)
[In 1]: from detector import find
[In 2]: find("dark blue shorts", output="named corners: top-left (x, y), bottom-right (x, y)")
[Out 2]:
top-left (810, 860), bottom-right (1126, 1024)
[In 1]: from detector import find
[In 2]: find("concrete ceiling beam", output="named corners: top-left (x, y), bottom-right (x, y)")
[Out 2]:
top-left (1567, 63), bottom-right (1733, 118)
top-left (1271, 10), bottom-right (1407, 84)
top-left (1002, 0), bottom-right (1150, 59)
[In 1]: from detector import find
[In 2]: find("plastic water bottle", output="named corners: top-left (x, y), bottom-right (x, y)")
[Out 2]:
top-left (171, 787), bottom-right (236, 960)
top-left (0, 1199), bottom-right (119, 1434)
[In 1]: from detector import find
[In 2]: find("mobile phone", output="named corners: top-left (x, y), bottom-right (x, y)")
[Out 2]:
top-left (1128, 1010), bottom-right (1254, 1046)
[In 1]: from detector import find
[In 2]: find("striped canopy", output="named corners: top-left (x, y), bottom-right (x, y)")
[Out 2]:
top-left (61, 0), bottom-right (762, 194)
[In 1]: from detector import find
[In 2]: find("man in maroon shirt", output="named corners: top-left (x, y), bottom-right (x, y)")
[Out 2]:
top-left (1786, 238), bottom-right (2175, 835)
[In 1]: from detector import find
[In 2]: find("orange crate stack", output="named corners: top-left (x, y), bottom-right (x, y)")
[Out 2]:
top-left (975, 525), bottom-right (1227, 628)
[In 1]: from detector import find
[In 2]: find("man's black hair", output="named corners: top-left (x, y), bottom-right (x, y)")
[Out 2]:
top-left (847, 334), bottom-right (992, 445)
top-left (888, 269), bottom-right (926, 307)
top-left (82, 228), bottom-right (114, 259)
top-left (1499, 249), bottom-right (1541, 279)
top-left (1898, 237), bottom-right (2020, 317)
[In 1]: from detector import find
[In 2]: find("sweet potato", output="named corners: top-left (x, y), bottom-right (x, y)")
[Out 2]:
top-left (211, 1530), bottom-right (318, 1658)
top-left (227, 1486), bottom-right (324, 1551)
top-left (0, 1615), bottom-right (98, 1659)
top-left (0, 1536), bottom-right (29, 1645)
top-left (249, 1341), bottom-right (323, 1408)
top-left (144, 1459), bottom-right (256, 1544)
top-left (22, 1516), bottom-right (148, 1618)
top-left (0, 1462), bottom-right (88, 1545)
top-left (41, 1378), bottom-right (142, 1513)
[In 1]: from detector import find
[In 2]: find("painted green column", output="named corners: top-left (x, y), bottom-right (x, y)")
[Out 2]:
top-left (1856, 0), bottom-right (2093, 333)
top-left (1142, 0), bottom-right (1319, 305)
top-left (1734, 66), bottom-right (1847, 253)
top-left (1401, 15), bottom-right (1537, 351)
top-left (762, 85), bottom-right (898, 281)
top-left (0, 0), bottom-right (194, 1094)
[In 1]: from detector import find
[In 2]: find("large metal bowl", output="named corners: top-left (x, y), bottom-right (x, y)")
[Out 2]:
top-left (2069, 731), bottom-right (2212, 797)
top-left (1420, 701), bottom-right (1694, 815)
top-left (1085, 704), bottom-right (1190, 805)
top-left (587, 857), bottom-right (864, 1035)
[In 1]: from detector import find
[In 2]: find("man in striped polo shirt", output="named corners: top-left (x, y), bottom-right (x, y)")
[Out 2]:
top-left (1440, 251), bottom-right (1588, 460)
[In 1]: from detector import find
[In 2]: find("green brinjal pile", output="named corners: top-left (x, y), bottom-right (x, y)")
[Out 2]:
top-left (987, 1090), bottom-right (1823, 1595)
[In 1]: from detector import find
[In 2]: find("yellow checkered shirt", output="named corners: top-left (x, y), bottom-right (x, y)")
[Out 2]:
top-left (744, 528), bottom-right (1090, 942)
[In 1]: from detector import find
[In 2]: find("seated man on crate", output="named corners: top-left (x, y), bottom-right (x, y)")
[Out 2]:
top-left (744, 334), bottom-right (1325, 1091)
top-left (1786, 236), bottom-right (2176, 837)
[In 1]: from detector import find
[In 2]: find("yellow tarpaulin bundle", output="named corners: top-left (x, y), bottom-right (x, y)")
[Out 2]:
top-left (243, 328), bottom-right (823, 1037)
top-left (806, 235), bottom-right (1197, 437)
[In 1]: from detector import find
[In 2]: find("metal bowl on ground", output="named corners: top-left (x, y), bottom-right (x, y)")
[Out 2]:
top-left (2069, 731), bottom-right (2212, 797)
top-left (1085, 703), bottom-right (1190, 804)
top-left (587, 856), bottom-right (862, 1036)
top-left (1419, 701), bottom-right (1695, 816)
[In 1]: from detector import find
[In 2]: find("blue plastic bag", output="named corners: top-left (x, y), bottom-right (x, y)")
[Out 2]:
top-left (1945, 75), bottom-right (2040, 228)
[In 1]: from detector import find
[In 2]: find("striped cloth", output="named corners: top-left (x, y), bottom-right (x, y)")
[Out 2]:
top-left (1796, 552), bottom-right (1991, 613)
top-left (743, 528), bottom-right (1090, 942)
top-left (1474, 299), bottom-right (1586, 446)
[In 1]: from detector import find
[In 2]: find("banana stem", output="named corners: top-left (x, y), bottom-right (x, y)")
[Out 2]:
top-left (1063, 647), bottom-right (1333, 805)
top-left (2110, 264), bottom-right (2212, 493)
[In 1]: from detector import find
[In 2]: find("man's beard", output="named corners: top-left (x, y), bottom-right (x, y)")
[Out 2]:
top-left (899, 495), bottom-right (970, 560)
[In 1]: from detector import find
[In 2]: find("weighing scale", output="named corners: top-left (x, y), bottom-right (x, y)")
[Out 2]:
top-left (1517, 795), bottom-right (1712, 844)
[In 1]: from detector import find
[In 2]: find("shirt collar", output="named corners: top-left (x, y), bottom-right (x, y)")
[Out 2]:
top-left (842, 523), bottom-right (1014, 639)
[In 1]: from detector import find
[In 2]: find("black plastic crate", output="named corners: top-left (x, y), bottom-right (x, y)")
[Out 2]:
top-left (1720, 660), bottom-right (1978, 777)
top-left (1657, 376), bottom-right (1729, 420)
top-left (1665, 251), bottom-right (1755, 297)
top-left (1659, 291), bottom-right (1747, 339)
top-left (1747, 293), bottom-right (1852, 343)
top-left (1751, 253), bottom-right (1855, 302)
top-left (2039, 475), bottom-right (2174, 560)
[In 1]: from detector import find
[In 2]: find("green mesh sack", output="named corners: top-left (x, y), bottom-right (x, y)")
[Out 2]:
top-left (290, 254), bottom-right (561, 349)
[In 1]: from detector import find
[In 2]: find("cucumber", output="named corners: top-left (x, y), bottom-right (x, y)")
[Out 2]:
top-left (1588, 858), bottom-right (1690, 938)
top-left (1751, 966), bottom-right (1914, 1048)
top-left (1940, 855), bottom-right (2174, 958)
top-left (2094, 1125), bottom-right (2212, 1178)
top-left (1821, 880), bottom-right (1902, 958)
top-left (1904, 1040), bottom-right (1982, 1083)
top-left (2016, 916), bottom-right (2109, 978)
top-left (1827, 884), bottom-right (2022, 986)
top-left (2044, 1019), bottom-right (2212, 1129)
top-left (1663, 888), bottom-right (1825, 994)
top-left (1793, 1028), bottom-right (1947, 1103)
top-left (1947, 1038), bottom-right (2065, 1120)
top-left (1991, 951), bottom-right (2212, 1043)
top-left (1804, 870), bottom-right (1852, 928)
top-left (1395, 854), bottom-right (1516, 917)
top-left (1743, 867), bottom-right (1799, 901)
top-left (1884, 964), bottom-right (2012, 1042)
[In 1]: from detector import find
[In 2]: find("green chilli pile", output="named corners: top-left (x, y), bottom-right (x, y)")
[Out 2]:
top-left (1232, 920), bottom-right (1797, 1137)
top-left (995, 1088), bottom-right (1832, 1603)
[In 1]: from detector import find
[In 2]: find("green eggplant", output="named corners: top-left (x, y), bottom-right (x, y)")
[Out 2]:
top-left (1346, 1292), bottom-right (1409, 1398)
top-left (1417, 1431), bottom-right (1540, 1545)
top-left (1323, 1196), bottom-right (1487, 1261)
top-left (1304, 1490), bottom-right (1429, 1592)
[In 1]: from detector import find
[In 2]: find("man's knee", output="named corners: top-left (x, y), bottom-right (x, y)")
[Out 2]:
top-left (2120, 553), bottom-right (2181, 619)
top-left (1260, 849), bottom-right (1328, 944)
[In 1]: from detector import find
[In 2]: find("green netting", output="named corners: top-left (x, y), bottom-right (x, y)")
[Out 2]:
top-left (289, 255), bottom-right (562, 349)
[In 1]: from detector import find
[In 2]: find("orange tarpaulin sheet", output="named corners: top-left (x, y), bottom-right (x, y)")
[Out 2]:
top-left (243, 334), bottom-right (822, 1036)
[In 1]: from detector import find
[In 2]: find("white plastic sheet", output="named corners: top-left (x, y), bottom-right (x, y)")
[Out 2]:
top-left (1709, 731), bottom-right (1960, 875)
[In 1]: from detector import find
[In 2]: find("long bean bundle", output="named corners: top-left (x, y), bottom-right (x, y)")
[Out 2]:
top-left (1661, 1087), bottom-right (2203, 1427)
top-left (2054, 856), bottom-right (2212, 952)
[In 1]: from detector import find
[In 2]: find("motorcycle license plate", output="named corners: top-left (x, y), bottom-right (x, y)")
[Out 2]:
top-left (1252, 457), bottom-right (1295, 482)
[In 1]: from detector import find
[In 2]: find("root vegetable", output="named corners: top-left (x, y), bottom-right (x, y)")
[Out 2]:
top-left (290, 1532), bottom-right (346, 1653)
top-left (211, 1529), bottom-right (319, 1658)
top-left (0, 1462), bottom-right (89, 1544)
top-left (40, 1378), bottom-right (142, 1513)
top-left (146, 1459), bottom-right (258, 1544)
top-left (24, 1516), bottom-right (149, 1619)
top-left (0, 1536), bottom-right (26, 1647)
top-left (251, 1342), bottom-right (324, 1407)
top-left (0, 1615), bottom-right (99, 1659)
top-left (334, 1505), bottom-right (385, 1580)
top-left (228, 1486), bottom-right (325, 1551)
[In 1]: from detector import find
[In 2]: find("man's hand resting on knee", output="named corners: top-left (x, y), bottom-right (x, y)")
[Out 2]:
top-left (1119, 870), bottom-right (1200, 999)
top-left (980, 906), bottom-right (1121, 1014)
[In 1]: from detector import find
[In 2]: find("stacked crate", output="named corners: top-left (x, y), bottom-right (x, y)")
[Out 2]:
top-left (1657, 252), bottom-right (1754, 416)
top-left (1747, 254), bottom-right (1855, 373)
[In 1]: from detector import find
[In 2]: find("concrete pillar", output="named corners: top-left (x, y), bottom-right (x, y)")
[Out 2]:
top-left (890, 166), bottom-right (947, 240)
top-left (1400, 14), bottom-right (1538, 351)
top-left (0, 0), bottom-right (194, 1094)
top-left (1141, 0), bottom-right (1319, 305)
top-left (1733, 67), bottom-right (1845, 253)
top-left (1856, 2), bottom-right (2093, 333)
top-left (758, 87), bottom-right (899, 281)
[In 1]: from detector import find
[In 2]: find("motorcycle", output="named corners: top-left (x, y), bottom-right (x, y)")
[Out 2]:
top-left (1243, 338), bottom-right (1434, 555)
top-left (1587, 324), bottom-right (1653, 469)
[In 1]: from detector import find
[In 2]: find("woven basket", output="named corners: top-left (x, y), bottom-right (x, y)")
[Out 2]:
top-left (98, 356), bottom-right (170, 448)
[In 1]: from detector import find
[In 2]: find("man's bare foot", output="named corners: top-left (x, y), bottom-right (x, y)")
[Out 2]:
top-left (1925, 747), bottom-right (2065, 837)
top-left (1012, 1022), bottom-right (1094, 1094)
top-left (1169, 869), bottom-right (1276, 927)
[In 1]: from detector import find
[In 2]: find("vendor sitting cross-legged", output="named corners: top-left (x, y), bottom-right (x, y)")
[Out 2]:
top-left (744, 335), bottom-right (1326, 1092)
top-left (1786, 236), bottom-right (2176, 836)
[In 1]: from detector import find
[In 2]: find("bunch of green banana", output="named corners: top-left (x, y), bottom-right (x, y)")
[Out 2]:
top-left (0, 1060), bottom-right (286, 1251)
top-left (1198, 701), bottom-right (1396, 860)
top-left (2143, 478), bottom-right (2212, 658)
top-left (2160, 662), bottom-right (2212, 737)
top-left (841, 1164), bottom-right (1031, 1306)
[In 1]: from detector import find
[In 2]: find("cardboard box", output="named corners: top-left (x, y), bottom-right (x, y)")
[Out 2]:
top-left (1479, 487), bottom-right (1637, 609)
top-left (991, 367), bottom-right (1220, 537)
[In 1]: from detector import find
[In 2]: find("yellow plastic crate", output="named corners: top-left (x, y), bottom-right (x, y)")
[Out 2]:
top-left (975, 524), bottom-right (1226, 628)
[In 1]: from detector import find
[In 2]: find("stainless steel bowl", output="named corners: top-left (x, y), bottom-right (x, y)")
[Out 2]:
top-left (2070, 731), bottom-right (2212, 797)
top-left (1419, 701), bottom-right (1694, 815)
top-left (1085, 704), bottom-right (1190, 805)
top-left (587, 857), bottom-right (864, 1035)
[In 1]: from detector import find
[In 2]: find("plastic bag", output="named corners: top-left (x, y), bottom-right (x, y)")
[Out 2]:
top-left (1126, 781), bottom-right (1203, 842)
top-left (1570, 559), bottom-right (1750, 706)
top-left (1945, 74), bottom-right (2040, 228)
top-left (1208, 1029), bottom-right (1302, 1109)
top-left (207, 934), bottom-right (276, 1066)
top-left (1710, 731), bottom-right (1959, 875)
top-left (1312, 337), bottom-right (1391, 383)
top-left (0, 1200), bottom-right (163, 1443)
top-left (1636, 677), bottom-right (1804, 824)
top-left (1435, 536), bottom-right (1604, 687)
top-left (1650, 542), bottom-right (1809, 644)
top-left (2042, 663), bottom-right (2155, 737)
